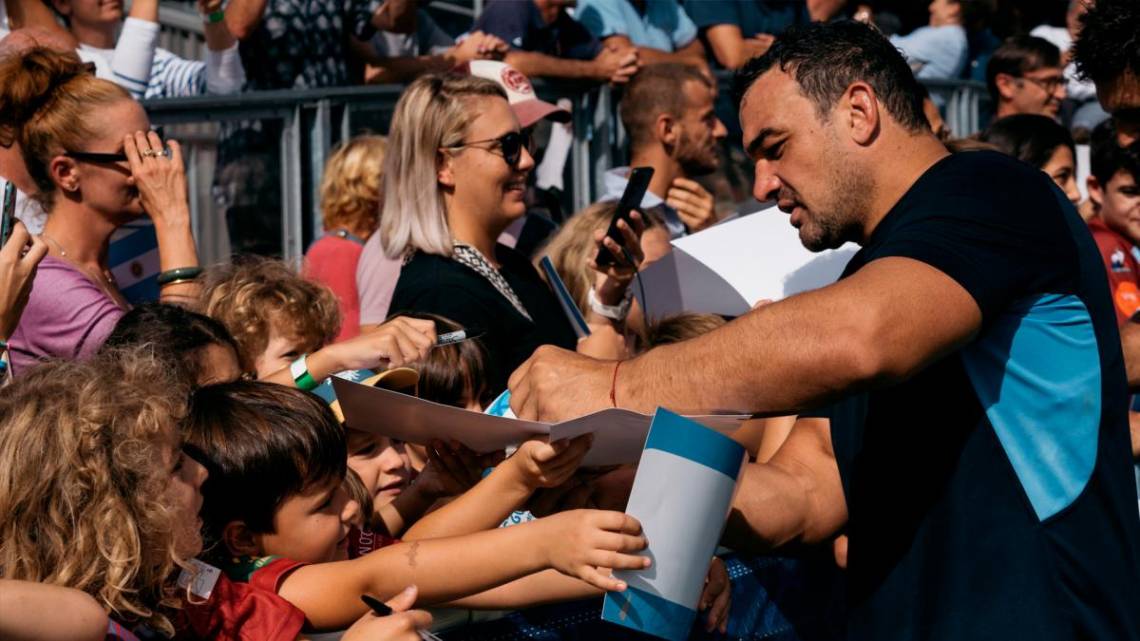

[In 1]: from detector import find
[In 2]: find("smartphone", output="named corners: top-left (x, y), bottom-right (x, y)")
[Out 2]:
top-left (595, 166), bottom-right (653, 267)
top-left (1, 182), bottom-right (16, 249)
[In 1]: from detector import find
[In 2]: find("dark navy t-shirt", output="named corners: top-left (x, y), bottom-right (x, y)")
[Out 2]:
top-left (816, 151), bottom-right (1140, 640)
top-left (474, 0), bottom-right (602, 60)
top-left (684, 0), bottom-right (808, 38)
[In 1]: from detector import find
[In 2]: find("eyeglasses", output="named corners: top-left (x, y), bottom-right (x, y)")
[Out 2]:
top-left (444, 130), bottom-right (533, 167)
top-left (1017, 75), bottom-right (1065, 94)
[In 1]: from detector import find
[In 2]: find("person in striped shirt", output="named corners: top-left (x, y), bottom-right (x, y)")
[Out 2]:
top-left (52, 0), bottom-right (245, 99)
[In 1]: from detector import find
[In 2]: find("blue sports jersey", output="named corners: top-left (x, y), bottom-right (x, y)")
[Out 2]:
top-left (817, 151), bottom-right (1140, 639)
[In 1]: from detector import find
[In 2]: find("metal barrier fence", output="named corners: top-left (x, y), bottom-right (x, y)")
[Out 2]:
top-left (143, 77), bottom-right (989, 264)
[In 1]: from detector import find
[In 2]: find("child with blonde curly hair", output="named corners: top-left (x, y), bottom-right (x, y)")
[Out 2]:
top-left (304, 135), bottom-right (387, 341)
top-left (200, 257), bottom-right (437, 387)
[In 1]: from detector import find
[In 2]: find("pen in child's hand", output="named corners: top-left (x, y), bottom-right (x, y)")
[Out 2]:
top-left (360, 595), bottom-right (444, 641)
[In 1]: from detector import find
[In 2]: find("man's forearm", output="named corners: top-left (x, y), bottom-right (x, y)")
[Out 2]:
top-left (722, 418), bottom-right (846, 553)
top-left (224, 0), bottom-right (268, 40)
top-left (504, 50), bottom-right (598, 81)
top-left (615, 258), bottom-right (979, 416)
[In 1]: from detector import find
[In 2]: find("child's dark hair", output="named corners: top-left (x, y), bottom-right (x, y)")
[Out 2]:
top-left (102, 303), bottom-right (241, 384)
top-left (186, 382), bottom-right (347, 540)
top-left (980, 114), bottom-right (1075, 171)
top-left (400, 313), bottom-right (492, 409)
top-left (1090, 120), bottom-right (1140, 187)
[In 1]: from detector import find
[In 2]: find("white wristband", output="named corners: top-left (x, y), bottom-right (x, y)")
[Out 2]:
top-left (588, 287), bottom-right (632, 321)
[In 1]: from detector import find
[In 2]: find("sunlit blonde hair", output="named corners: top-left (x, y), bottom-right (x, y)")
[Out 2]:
top-left (200, 258), bottom-right (341, 372)
top-left (0, 47), bottom-right (131, 209)
top-left (535, 202), bottom-right (662, 313)
top-left (320, 135), bottom-right (387, 233)
top-left (379, 74), bottom-right (508, 259)
top-left (0, 348), bottom-right (191, 636)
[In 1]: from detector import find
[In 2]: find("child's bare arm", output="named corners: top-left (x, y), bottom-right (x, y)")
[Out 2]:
top-left (404, 436), bottom-right (592, 540)
top-left (446, 569), bottom-right (601, 609)
top-left (277, 509), bottom-right (649, 631)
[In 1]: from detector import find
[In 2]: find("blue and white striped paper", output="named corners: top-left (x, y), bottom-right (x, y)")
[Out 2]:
top-left (602, 408), bottom-right (746, 641)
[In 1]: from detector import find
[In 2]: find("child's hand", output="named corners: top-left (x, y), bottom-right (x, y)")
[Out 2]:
top-left (411, 440), bottom-right (484, 499)
top-left (540, 509), bottom-right (649, 592)
top-left (699, 558), bottom-right (731, 634)
top-left (510, 435), bottom-right (593, 490)
top-left (332, 316), bottom-right (437, 371)
top-left (343, 585), bottom-right (432, 641)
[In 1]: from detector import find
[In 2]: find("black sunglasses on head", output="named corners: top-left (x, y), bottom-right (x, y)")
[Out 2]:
top-left (445, 130), bottom-right (533, 166)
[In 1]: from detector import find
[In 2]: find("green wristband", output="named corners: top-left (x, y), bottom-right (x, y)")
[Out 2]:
top-left (290, 355), bottom-right (320, 391)
top-left (204, 9), bottom-right (225, 24)
top-left (156, 266), bottom-right (203, 286)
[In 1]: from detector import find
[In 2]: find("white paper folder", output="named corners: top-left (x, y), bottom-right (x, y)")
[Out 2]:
top-left (332, 378), bottom-right (748, 467)
top-left (635, 206), bottom-right (858, 320)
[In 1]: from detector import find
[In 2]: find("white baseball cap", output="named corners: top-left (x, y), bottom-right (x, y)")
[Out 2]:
top-left (466, 60), bottom-right (572, 128)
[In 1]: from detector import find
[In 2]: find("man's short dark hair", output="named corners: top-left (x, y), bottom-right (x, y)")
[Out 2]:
top-left (985, 36), bottom-right (1062, 102)
top-left (980, 114), bottom-right (1075, 170)
top-left (1090, 120), bottom-right (1140, 186)
top-left (733, 21), bottom-right (928, 133)
top-left (1072, 0), bottom-right (1140, 87)
top-left (620, 62), bottom-right (713, 150)
top-left (187, 382), bottom-right (347, 540)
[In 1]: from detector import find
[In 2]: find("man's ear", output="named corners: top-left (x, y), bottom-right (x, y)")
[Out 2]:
top-left (222, 521), bottom-right (261, 557)
top-left (1087, 174), bottom-right (1104, 211)
top-left (49, 155), bottom-right (80, 194)
top-left (655, 113), bottom-right (679, 148)
top-left (844, 81), bottom-right (880, 146)
top-left (994, 73), bottom-right (1018, 101)
top-left (437, 149), bottom-right (456, 188)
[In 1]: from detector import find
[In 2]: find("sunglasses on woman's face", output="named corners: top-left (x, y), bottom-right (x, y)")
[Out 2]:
top-left (445, 129), bottom-right (533, 167)
top-left (63, 127), bottom-right (167, 164)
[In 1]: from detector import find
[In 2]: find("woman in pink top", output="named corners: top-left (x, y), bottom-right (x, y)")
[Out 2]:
top-left (1, 49), bottom-right (200, 374)
top-left (303, 135), bottom-right (386, 342)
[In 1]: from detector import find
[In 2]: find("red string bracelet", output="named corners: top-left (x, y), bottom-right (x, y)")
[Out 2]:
top-left (610, 360), bottom-right (624, 407)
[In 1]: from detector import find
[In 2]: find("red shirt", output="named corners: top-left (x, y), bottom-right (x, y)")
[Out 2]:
top-left (304, 234), bottom-right (366, 342)
top-left (1088, 216), bottom-right (1140, 326)
top-left (348, 525), bottom-right (400, 560)
top-left (177, 559), bottom-right (307, 641)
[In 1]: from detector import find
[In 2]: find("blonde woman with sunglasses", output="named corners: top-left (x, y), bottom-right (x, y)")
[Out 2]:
top-left (379, 74), bottom-right (644, 396)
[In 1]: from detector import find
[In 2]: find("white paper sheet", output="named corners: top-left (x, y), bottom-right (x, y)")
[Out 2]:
top-left (333, 378), bottom-right (747, 467)
top-left (635, 206), bottom-right (858, 320)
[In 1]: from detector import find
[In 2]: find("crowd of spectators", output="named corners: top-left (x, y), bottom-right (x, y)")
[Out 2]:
top-left (1, 0), bottom-right (1140, 640)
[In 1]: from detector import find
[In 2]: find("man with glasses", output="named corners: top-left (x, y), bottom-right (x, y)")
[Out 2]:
top-left (986, 35), bottom-right (1066, 120)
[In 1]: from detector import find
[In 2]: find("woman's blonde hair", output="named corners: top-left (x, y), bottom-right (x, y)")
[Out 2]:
top-left (200, 258), bottom-right (341, 372)
top-left (320, 135), bottom-right (387, 233)
top-left (535, 203), bottom-right (662, 313)
top-left (0, 349), bottom-right (191, 636)
top-left (0, 47), bottom-right (131, 209)
top-left (379, 74), bottom-right (507, 259)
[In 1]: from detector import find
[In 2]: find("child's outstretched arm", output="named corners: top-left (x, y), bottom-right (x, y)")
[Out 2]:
top-left (376, 442), bottom-right (492, 537)
top-left (448, 556), bottom-right (731, 633)
top-left (277, 509), bottom-right (650, 631)
top-left (404, 435), bottom-right (593, 540)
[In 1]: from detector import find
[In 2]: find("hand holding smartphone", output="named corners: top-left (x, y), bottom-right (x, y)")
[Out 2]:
top-left (595, 166), bottom-right (653, 267)
top-left (1, 182), bottom-right (16, 249)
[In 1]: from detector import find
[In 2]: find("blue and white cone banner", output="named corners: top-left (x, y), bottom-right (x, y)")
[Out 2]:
top-left (602, 408), bottom-right (746, 641)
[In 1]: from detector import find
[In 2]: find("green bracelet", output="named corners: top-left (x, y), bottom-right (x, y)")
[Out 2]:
top-left (156, 266), bottom-right (203, 286)
top-left (204, 9), bottom-right (225, 24)
top-left (290, 355), bottom-right (320, 391)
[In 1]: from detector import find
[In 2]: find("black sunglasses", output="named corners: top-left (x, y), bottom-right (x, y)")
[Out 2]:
top-left (445, 130), bottom-right (533, 166)
top-left (64, 127), bottom-right (167, 164)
